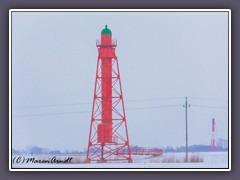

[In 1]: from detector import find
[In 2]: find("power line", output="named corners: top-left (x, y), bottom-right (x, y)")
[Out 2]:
top-left (12, 105), bottom-right (183, 118)
top-left (12, 102), bottom-right (91, 109)
top-left (126, 105), bottom-right (183, 110)
top-left (188, 96), bottom-right (227, 102)
top-left (191, 104), bottom-right (228, 110)
top-left (12, 96), bottom-right (227, 109)
top-left (12, 97), bottom-right (185, 109)
top-left (126, 97), bottom-right (185, 102)
top-left (12, 104), bottom-right (228, 118)
top-left (12, 110), bottom-right (91, 118)
top-left (12, 97), bottom-right (228, 118)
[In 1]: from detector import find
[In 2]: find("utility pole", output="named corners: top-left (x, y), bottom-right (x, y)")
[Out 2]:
top-left (183, 97), bottom-right (190, 162)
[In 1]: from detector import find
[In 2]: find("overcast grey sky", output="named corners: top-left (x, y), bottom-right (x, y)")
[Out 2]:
top-left (12, 11), bottom-right (229, 151)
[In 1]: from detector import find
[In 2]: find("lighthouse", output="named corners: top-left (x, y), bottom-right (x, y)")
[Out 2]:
top-left (86, 25), bottom-right (132, 163)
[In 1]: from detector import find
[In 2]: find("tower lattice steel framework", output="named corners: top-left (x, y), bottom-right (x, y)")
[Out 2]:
top-left (86, 25), bottom-right (132, 163)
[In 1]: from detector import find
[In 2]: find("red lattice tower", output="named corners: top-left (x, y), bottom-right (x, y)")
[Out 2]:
top-left (86, 25), bottom-right (132, 163)
top-left (211, 118), bottom-right (216, 151)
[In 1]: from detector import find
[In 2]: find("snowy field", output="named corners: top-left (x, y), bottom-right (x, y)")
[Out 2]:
top-left (12, 151), bottom-right (228, 169)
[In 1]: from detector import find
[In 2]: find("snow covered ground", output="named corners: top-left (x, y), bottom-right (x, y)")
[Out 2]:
top-left (11, 151), bottom-right (228, 169)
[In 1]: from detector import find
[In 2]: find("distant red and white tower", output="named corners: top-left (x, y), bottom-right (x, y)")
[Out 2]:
top-left (86, 25), bottom-right (132, 163)
top-left (211, 118), bottom-right (216, 151)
